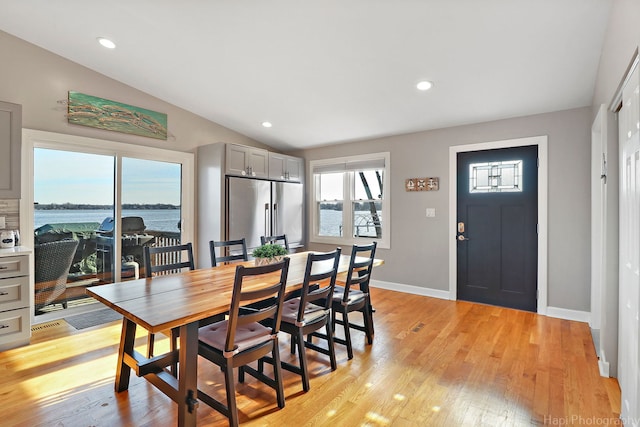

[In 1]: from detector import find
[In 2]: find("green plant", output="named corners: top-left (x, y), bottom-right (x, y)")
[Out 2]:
top-left (252, 243), bottom-right (288, 258)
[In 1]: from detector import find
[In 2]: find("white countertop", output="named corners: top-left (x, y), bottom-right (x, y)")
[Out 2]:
top-left (0, 246), bottom-right (32, 257)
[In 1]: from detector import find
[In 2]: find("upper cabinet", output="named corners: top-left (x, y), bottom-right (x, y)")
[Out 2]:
top-left (225, 144), bottom-right (269, 179)
top-left (0, 101), bottom-right (22, 199)
top-left (268, 152), bottom-right (303, 182)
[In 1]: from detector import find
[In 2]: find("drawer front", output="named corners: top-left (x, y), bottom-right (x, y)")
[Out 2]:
top-left (0, 307), bottom-right (30, 343)
top-left (0, 255), bottom-right (29, 279)
top-left (0, 276), bottom-right (29, 311)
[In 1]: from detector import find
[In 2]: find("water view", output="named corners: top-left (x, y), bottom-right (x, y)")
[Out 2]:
top-left (35, 209), bottom-right (181, 232)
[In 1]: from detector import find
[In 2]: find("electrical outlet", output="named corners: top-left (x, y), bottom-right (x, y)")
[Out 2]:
top-left (426, 208), bottom-right (436, 218)
top-left (0, 216), bottom-right (5, 229)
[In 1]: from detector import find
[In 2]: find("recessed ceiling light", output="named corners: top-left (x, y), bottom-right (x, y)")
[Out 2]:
top-left (97, 37), bottom-right (116, 49)
top-left (416, 80), bottom-right (433, 91)
top-left (262, 121), bottom-right (273, 128)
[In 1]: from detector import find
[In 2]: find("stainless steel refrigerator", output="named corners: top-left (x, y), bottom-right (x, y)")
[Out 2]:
top-left (226, 176), bottom-right (303, 253)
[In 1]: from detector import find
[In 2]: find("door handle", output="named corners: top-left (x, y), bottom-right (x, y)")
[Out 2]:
top-left (457, 235), bottom-right (470, 241)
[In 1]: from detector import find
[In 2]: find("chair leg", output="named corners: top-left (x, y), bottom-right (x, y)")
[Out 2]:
top-left (223, 362), bottom-right (240, 427)
top-left (362, 307), bottom-right (374, 345)
top-left (325, 321), bottom-right (337, 371)
top-left (295, 329), bottom-right (310, 392)
top-left (341, 310), bottom-right (354, 360)
top-left (271, 338), bottom-right (286, 408)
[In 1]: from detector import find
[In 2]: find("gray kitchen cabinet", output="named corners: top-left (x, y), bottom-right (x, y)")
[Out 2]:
top-left (0, 250), bottom-right (30, 351)
top-left (0, 101), bottom-right (22, 199)
top-left (225, 144), bottom-right (269, 178)
top-left (268, 152), bottom-right (303, 182)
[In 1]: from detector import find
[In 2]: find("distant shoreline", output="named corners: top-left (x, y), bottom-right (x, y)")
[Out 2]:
top-left (34, 203), bottom-right (179, 210)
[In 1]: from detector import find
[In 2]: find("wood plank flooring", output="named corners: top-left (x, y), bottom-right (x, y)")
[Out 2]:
top-left (1, 288), bottom-right (621, 426)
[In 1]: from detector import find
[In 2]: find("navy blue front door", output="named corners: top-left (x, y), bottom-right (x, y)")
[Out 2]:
top-left (456, 145), bottom-right (538, 312)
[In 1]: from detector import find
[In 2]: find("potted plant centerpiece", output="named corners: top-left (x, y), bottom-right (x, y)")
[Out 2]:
top-left (252, 243), bottom-right (288, 266)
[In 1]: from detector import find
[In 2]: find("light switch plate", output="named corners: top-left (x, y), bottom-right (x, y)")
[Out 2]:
top-left (426, 208), bottom-right (436, 218)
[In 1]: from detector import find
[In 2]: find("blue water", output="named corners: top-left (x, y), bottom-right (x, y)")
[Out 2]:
top-left (34, 209), bottom-right (181, 232)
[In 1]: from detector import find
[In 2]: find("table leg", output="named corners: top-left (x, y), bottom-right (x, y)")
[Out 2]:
top-left (115, 317), bottom-right (137, 392)
top-left (177, 321), bottom-right (199, 426)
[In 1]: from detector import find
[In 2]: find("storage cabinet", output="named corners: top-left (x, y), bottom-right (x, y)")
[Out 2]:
top-left (225, 144), bottom-right (269, 178)
top-left (0, 253), bottom-right (30, 351)
top-left (268, 152), bottom-right (303, 182)
top-left (0, 101), bottom-right (22, 199)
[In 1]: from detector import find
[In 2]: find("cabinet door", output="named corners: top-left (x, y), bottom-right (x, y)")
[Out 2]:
top-left (284, 156), bottom-right (303, 182)
top-left (226, 144), bottom-right (250, 176)
top-left (248, 148), bottom-right (269, 178)
top-left (0, 101), bottom-right (22, 199)
top-left (268, 152), bottom-right (287, 180)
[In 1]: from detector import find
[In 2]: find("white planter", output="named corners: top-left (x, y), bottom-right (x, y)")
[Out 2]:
top-left (254, 256), bottom-right (284, 266)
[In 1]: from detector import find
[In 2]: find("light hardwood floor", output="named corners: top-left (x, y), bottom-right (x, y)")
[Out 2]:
top-left (1, 288), bottom-right (621, 426)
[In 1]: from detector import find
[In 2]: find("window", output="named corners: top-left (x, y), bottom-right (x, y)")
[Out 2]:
top-left (469, 160), bottom-right (523, 193)
top-left (311, 152), bottom-right (390, 248)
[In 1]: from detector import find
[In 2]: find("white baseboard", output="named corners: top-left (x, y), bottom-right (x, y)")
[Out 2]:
top-left (370, 280), bottom-right (451, 300)
top-left (370, 280), bottom-right (591, 323)
top-left (545, 306), bottom-right (591, 323)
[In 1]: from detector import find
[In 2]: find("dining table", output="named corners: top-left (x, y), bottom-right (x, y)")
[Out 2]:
top-left (87, 250), bottom-right (383, 427)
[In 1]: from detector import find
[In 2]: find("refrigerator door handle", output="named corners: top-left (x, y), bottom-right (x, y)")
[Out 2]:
top-left (264, 203), bottom-right (270, 237)
top-left (273, 203), bottom-right (278, 235)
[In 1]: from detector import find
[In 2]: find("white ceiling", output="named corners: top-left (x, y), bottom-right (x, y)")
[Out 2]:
top-left (0, 1), bottom-right (611, 151)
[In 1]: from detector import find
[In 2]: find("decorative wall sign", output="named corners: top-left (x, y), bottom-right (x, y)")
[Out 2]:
top-left (405, 177), bottom-right (439, 191)
top-left (67, 91), bottom-right (168, 140)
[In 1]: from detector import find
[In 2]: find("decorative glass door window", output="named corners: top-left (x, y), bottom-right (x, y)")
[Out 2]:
top-left (469, 160), bottom-right (523, 193)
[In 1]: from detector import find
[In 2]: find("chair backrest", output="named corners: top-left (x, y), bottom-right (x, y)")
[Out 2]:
top-left (209, 238), bottom-right (248, 267)
top-left (34, 239), bottom-right (80, 285)
top-left (297, 248), bottom-right (342, 322)
top-left (260, 234), bottom-right (289, 251)
top-left (34, 239), bottom-right (80, 307)
top-left (144, 243), bottom-right (195, 277)
top-left (340, 242), bottom-right (377, 303)
top-left (224, 258), bottom-right (290, 356)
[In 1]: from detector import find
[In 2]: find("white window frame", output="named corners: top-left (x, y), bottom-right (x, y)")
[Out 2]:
top-left (310, 152), bottom-right (390, 249)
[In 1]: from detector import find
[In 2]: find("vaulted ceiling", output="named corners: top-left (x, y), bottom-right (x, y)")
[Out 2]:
top-left (0, 1), bottom-right (611, 150)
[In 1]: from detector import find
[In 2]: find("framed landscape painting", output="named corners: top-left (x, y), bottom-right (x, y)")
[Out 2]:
top-left (67, 91), bottom-right (168, 140)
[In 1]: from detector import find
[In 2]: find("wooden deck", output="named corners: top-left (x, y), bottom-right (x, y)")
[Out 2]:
top-left (1, 288), bottom-right (621, 426)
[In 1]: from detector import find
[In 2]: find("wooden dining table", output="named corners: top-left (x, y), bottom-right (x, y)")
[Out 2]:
top-left (87, 251), bottom-right (383, 427)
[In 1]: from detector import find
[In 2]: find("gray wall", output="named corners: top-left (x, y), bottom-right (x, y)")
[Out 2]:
top-left (293, 107), bottom-right (592, 312)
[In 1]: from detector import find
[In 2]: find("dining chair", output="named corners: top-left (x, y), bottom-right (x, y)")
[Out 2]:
top-left (260, 234), bottom-right (290, 252)
top-left (276, 248), bottom-right (341, 392)
top-left (330, 242), bottom-right (377, 360)
top-left (143, 242), bottom-right (195, 360)
top-left (197, 258), bottom-right (290, 427)
top-left (209, 238), bottom-right (248, 267)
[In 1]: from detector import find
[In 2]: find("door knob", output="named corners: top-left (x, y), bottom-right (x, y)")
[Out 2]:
top-left (457, 235), bottom-right (470, 241)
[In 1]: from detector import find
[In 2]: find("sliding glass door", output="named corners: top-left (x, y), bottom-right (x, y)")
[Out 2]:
top-left (24, 130), bottom-right (194, 320)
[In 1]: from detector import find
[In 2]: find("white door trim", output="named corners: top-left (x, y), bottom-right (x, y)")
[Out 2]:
top-left (448, 135), bottom-right (549, 314)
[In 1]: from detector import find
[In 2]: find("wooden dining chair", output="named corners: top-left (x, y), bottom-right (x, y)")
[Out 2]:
top-left (275, 248), bottom-right (341, 392)
top-left (143, 242), bottom-right (195, 360)
top-left (260, 234), bottom-right (290, 252)
top-left (330, 242), bottom-right (377, 359)
top-left (209, 238), bottom-right (248, 267)
top-left (197, 258), bottom-right (290, 427)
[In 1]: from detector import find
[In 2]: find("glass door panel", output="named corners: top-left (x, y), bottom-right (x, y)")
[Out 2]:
top-left (121, 157), bottom-right (182, 278)
top-left (33, 148), bottom-right (115, 316)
